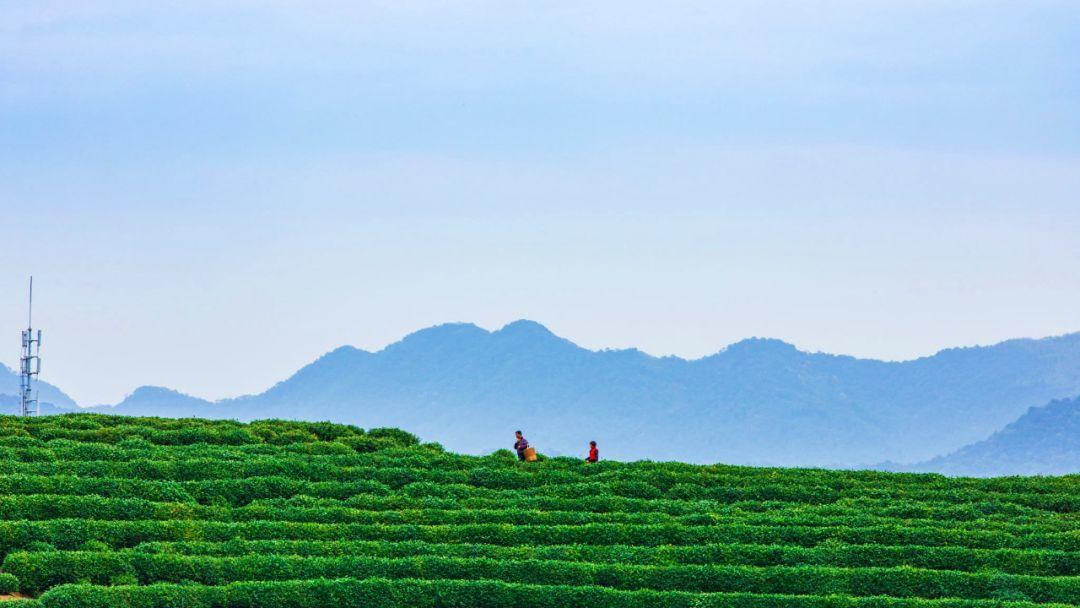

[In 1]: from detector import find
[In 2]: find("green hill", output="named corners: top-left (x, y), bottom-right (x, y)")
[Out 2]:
top-left (0, 414), bottom-right (1075, 608)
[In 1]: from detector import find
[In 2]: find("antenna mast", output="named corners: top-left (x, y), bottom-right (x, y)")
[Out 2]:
top-left (19, 277), bottom-right (41, 416)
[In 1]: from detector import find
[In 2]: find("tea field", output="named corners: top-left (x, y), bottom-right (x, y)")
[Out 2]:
top-left (0, 414), bottom-right (1075, 607)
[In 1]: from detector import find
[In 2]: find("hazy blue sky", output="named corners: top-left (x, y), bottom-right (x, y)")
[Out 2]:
top-left (3, 1), bottom-right (1079, 405)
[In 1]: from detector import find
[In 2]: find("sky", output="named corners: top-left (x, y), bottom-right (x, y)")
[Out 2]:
top-left (2, 1), bottom-right (1079, 406)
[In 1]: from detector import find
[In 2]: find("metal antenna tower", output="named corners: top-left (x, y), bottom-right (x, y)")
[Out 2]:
top-left (19, 277), bottom-right (41, 416)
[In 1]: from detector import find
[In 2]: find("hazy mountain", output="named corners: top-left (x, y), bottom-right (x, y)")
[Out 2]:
top-left (0, 394), bottom-right (76, 416)
top-left (96, 320), bottom-right (1080, 469)
top-left (102, 386), bottom-right (215, 418)
top-left (896, 397), bottom-right (1080, 477)
top-left (0, 364), bottom-right (77, 413)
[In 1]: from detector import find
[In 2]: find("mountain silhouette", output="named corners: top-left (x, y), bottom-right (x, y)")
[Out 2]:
top-left (105, 386), bottom-right (214, 417)
top-left (894, 396), bottom-right (1080, 476)
top-left (93, 321), bottom-right (1080, 468)
top-left (0, 364), bottom-right (77, 413)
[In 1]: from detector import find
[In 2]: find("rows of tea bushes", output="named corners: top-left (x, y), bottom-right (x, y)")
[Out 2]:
top-left (127, 539), bottom-right (1079, 576)
top-left (0, 494), bottom-right (1072, 536)
top-left (34, 578), bottom-right (1080, 608)
top-left (9, 550), bottom-right (1080, 601)
top-left (0, 413), bottom-right (1074, 607)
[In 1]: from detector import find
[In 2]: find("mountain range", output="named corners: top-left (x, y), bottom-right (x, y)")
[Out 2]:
top-left (3, 320), bottom-right (1079, 472)
top-left (889, 396), bottom-right (1080, 477)
top-left (0, 365), bottom-right (76, 411)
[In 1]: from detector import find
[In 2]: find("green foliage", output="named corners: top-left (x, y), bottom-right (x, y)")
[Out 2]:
top-left (366, 428), bottom-right (419, 447)
top-left (33, 578), bottom-right (1080, 608)
top-left (9, 550), bottom-right (1080, 601)
top-left (0, 412), bottom-right (1074, 608)
top-left (0, 572), bottom-right (19, 593)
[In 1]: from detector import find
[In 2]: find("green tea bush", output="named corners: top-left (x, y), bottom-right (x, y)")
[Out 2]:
top-left (0, 572), bottom-right (19, 593)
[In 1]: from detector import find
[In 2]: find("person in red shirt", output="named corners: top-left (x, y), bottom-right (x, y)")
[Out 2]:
top-left (586, 440), bottom-right (599, 463)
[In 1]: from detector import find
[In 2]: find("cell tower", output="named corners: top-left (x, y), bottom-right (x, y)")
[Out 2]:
top-left (19, 277), bottom-right (41, 416)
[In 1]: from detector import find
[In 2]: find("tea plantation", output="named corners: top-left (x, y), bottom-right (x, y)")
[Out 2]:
top-left (0, 414), bottom-right (1075, 607)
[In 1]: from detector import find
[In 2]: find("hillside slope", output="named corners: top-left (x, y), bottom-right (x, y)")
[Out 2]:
top-left (904, 396), bottom-right (1080, 477)
top-left (0, 413), bottom-right (1075, 608)
top-left (102, 321), bottom-right (1080, 467)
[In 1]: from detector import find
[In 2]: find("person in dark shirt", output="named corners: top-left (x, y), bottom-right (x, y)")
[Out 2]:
top-left (514, 430), bottom-right (529, 461)
top-left (586, 440), bottom-right (599, 463)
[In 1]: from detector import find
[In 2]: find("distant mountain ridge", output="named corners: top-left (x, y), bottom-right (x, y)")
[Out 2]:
top-left (889, 396), bottom-right (1080, 477)
top-left (108, 386), bottom-right (215, 417)
top-left (0, 364), bottom-right (77, 411)
top-left (84, 320), bottom-right (1080, 470)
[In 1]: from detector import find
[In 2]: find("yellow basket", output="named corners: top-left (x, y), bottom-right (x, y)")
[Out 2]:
top-left (524, 447), bottom-right (537, 462)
